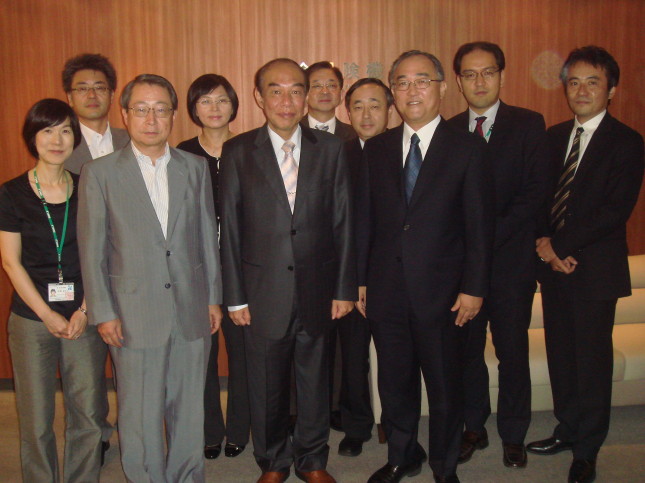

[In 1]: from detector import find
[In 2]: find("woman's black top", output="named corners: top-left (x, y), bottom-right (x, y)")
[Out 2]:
top-left (177, 136), bottom-right (220, 219)
top-left (0, 171), bottom-right (83, 320)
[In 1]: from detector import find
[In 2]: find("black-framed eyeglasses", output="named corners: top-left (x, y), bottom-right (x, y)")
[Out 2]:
top-left (70, 86), bottom-right (110, 96)
top-left (392, 78), bottom-right (442, 91)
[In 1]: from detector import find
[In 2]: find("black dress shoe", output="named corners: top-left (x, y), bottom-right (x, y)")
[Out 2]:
top-left (503, 443), bottom-right (527, 468)
top-left (224, 442), bottom-right (245, 457)
top-left (568, 459), bottom-right (596, 483)
top-left (101, 441), bottom-right (110, 467)
top-left (338, 436), bottom-right (365, 456)
top-left (204, 443), bottom-right (222, 459)
top-left (526, 436), bottom-right (573, 455)
top-left (367, 461), bottom-right (423, 482)
top-left (330, 410), bottom-right (343, 432)
top-left (433, 474), bottom-right (460, 483)
top-left (457, 429), bottom-right (488, 463)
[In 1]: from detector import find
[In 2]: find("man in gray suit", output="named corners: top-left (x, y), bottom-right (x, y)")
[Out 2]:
top-left (220, 58), bottom-right (356, 483)
top-left (78, 74), bottom-right (222, 483)
top-left (63, 53), bottom-right (130, 174)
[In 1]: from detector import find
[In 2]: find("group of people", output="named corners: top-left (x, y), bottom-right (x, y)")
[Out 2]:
top-left (0, 42), bottom-right (641, 483)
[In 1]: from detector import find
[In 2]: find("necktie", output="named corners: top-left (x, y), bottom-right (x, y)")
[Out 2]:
top-left (315, 124), bottom-right (329, 132)
top-left (474, 116), bottom-right (487, 138)
top-left (281, 141), bottom-right (298, 213)
top-left (550, 127), bottom-right (584, 232)
top-left (403, 133), bottom-right (422, 203)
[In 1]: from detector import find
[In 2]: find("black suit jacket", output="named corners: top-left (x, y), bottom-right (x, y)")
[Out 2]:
top-left (344, 137), bottom-right (363, 191)
top-left (356, 120), bottom-right (494, 324)
top-left (300, 118), bottom-right (357, 142)
top-left (219, 125), bottom-right (357, 339)
top-left (448, 101), bottom-right (548, 293)
top-left (537, 113), bottom-right (644, 299)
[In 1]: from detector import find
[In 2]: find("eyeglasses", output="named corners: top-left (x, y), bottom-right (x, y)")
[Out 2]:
top-left (310, 83), bottom-right (340, 92)
top-left (197, 98), bottom-right (232, 107)
top-left (458, 68), bottom-right (500, 82)
top-left (128, 106), bottom-right (174, 118)
top-left (392, 78), bottom-right (441, 91)
top-left (70, 86), bottom-right (110, 96)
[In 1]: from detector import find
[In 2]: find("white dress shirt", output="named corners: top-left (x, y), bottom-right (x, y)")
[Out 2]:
top-left (402, 115), bottom-right (441, 165)
top-left (132, 143), bottom-right (171, 238)
top-left (80, 122), bottom-right (116, 159)
top-left (308, 114), bottom-right (337, 134)
top-left (566, 110), bottom-right (607, 173)
top-left (468, 99), bottom-right (500, 142)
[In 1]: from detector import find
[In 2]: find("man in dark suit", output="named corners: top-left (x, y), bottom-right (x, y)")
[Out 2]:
top-left (78, 74), bottom-right (222, 482)
top-left (333, 78), bottom-right (394, 457)
top-left (301, 61), bottom-right (356, 141)
top-left (219, 58), bottom-right (356, 483)
top-left (62, 53), bottom-right (129, 174)
top-left (527, 46), bottom-right (644, 483)
top-left (356, 50), bottom-right (494, 483)
top-left (447, 41), bottom-right (548, 469)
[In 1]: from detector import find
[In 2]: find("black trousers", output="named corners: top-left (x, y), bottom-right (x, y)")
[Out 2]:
top-left (245, 316), bottom-right (330, 473)
top-left (204, 312), bottom-right (250, 446)
top-left (541, 275), bottom-right (617, 460)
top-left (459, 286), bottom-right (534, 444)
top-left (371, 307), bottom-right (463, 478)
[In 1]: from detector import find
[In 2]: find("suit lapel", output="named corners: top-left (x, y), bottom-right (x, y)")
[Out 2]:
top-left (571, 114), bottom-right (613, 188)
top-left (116, 148), bottom-right (166, 239)
top-left (407, 119), bottom-right (449, 207)
top-left (487, 101), bottom-right (511, 150)
top-left (252, 126), bottom-right (293, 214)
top-left (294, 127), bottom-right (319, 210)
top-left (166, 149), bottom-right (189, 241)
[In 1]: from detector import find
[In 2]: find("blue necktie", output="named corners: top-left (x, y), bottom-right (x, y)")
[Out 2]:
top-left (404, 133), bottom-right (422, 203)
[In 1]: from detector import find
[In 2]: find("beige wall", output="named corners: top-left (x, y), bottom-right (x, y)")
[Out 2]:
top-left (0, 0), bottom-right (643, 377)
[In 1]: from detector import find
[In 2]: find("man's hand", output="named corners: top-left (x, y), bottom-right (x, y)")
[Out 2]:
top-left (67, 309), bottom-right (88, 340)
top-left (549, 255), bottom-right (578, 274)
top-left (356, 286), bottom-right (367, 318)
top-left (332, 300), bottom-right (354, 320)
top-left (229, 307), bottom-right (251, 326)
top-left (536, 237), bottom-right (557, 263)
top-left (41, 310), bottom-right (70, 338)
top-left (98, 319), bottom-right (124, 348)
top-left (450, 293), bottom-right (483, 327)
top-left (208, 305), bottom-right (223, 334)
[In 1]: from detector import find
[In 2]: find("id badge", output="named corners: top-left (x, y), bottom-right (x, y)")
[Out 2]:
top-left (48, 283), bottom-right (75, 302)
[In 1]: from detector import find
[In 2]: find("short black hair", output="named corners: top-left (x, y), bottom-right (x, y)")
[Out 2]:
top-left (22, 99), bottom-right (81, 159)
top-left (186, 74), bottom-right (239, 126)
top-left (120, 74), bottom-right (178, 110)
top-left (388, 50), bottom-right (445, 86)
top-left (560, 45), bottom-right (620, 90)
top-left (62, 53), bottom-right (117, 92)
top-left (305, 61), bottom-right (344, 89)
top-left (453, 41), bottom-right (506, 75)
top-left (344, 78), bottom-right (394, 111)
top-left (254, 58), bottom-right (306, 95)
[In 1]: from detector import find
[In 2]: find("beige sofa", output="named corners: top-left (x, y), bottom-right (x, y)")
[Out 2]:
top-left (369, 254), bottom-right (645, 423)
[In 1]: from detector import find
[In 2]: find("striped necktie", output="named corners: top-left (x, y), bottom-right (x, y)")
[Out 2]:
top-left (315, 124), bottom-right (329, 132)
top-left (550, 127), bottom-right (584, 232)
top-left (474, 116), bottom-right (487, 138)
top-left (281, 141), bottom-right (298, 213)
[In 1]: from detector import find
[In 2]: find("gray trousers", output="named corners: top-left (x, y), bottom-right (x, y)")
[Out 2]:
top-left (110, 326), bottom-right (210, 483)
top-left (8, 312), bottom-right (110, 483)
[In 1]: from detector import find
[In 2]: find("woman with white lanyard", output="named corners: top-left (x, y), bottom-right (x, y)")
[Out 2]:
top-left (0, 98), bottom-right (109, 482)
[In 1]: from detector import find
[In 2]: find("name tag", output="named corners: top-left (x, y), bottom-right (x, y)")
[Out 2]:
top-left (48, 283), bottom-right (75, 302)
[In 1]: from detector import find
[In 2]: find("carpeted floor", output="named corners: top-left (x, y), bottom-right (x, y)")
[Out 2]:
top-left (0, 381), bottom-right (643, 482)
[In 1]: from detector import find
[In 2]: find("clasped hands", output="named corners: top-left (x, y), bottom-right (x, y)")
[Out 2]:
top-left (536, 237), bottom-right (578, 274)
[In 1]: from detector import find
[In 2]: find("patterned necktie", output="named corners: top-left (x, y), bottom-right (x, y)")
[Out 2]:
top-left (550, 127), bottom-right (584, 232)
top-left (474, 116), bottom-right (487, 138)
top-left (403, 133), bottom-right (422, 203)
top-left (281, 141), bottom-right (298, 213)
top-left (315, 124), bottom-right (329, 132)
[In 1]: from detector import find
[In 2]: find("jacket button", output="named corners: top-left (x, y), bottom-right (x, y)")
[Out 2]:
top-left (166, 250), bottom-right (171, 257)
top-left (403, 224), bottom-right (410, 231)
top-left (288, 266), bottom-right (294, 271)
top-left (165, 283), bottom-right (171, 289)
top-left (291, 229), bottom-right (297, 235)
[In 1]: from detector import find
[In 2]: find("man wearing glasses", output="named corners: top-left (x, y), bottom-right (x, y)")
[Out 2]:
top-left (62, 53), bottom-right (129, 174)
top-left (302, 61), bottom-right (356, 141)
top-left (448, 41), bottom-right (548, 469)
top-left (78, 74), bottom-right (222, 483)
top-left (356, 50), bottom-right (493, 483)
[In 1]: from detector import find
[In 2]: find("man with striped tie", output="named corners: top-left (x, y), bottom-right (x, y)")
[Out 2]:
top-left (529, 46), bottom-right (644, 483)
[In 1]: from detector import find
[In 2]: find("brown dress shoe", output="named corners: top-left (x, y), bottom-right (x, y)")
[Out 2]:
top-left (503, 443), bottom-right (527, 468)
top-left (295, 469), bottom-right (337, 483)
top-left (257, 470), bottom-right (290, 483)
top-left (458, 429), bottom-right (489, 463)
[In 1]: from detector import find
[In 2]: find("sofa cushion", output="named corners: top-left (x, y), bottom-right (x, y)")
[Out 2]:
top-left (613, 323), bottom-right (645, 381)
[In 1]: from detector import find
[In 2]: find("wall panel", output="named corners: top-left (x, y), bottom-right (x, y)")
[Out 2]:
top-left (0, 0), bottom-right (643, 377)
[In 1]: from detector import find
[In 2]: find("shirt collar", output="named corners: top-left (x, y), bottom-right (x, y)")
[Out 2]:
top-left (80, 121), bottom-right (112, 141)
top-left (131, 142), bottom-right (171, 167)
top-left (574, 110), bottom-right (606, 134)
top-left (268, 124), bottom-right (302, 159)
top-left (468, 99), bottom-right (501, 126)
top-left (403, 115), bottom-right (441, 150)
top-left (308, 114), bottom-right (337, 133)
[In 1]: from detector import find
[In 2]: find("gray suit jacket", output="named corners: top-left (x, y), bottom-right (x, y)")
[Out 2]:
top-left (65, 127), bottom-right (130, 175)
top-left (78, 144), bottom-right (222, 349)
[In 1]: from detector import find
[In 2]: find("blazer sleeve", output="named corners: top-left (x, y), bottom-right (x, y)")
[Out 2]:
top-left (77, 165), bottom-right (119, 324)
top-left (198, 160), bottom-right (223, 305)
top-left (355, 145), bottom-right (371, 287)
top-left (219, 141), bottom-right (247, 307)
